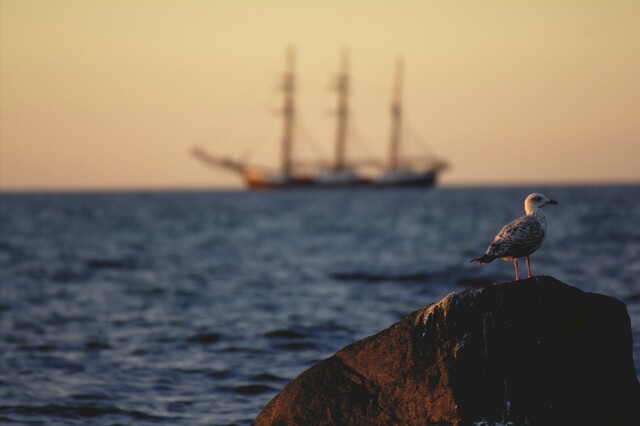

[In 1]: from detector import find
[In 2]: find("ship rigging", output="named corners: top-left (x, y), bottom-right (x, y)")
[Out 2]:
top-left (192, 49), bottom-right (448, 189)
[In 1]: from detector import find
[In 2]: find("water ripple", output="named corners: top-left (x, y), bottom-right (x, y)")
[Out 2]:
top-left (1, 187), bottom-right (638, 425)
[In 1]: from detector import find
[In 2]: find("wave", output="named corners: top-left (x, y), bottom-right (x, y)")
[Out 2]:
top-left (0, 404), bottom-right (165, 421)
top-left (234, 384), bottom-right (278, 395)
top-left (187, 331), bottom-right (223, 344)
top-left (330, 271), bottom-right (430, 283)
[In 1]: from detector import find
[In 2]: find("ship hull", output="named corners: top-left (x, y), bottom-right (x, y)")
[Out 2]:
top-left (243, 169), bottom-right (436, 190)
top-left (372, 170), bottom-right (437, 187)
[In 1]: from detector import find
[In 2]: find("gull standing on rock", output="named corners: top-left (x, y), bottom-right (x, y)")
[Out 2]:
top-left (470, 193), bottom-right (558, 280)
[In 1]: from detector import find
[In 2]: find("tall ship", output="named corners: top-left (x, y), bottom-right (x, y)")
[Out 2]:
top-left (193, 49), bottom-right (448, 189)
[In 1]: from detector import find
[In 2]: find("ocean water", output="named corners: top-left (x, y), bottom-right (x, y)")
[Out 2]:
top-left (1, 186), bottom-right (639, 425)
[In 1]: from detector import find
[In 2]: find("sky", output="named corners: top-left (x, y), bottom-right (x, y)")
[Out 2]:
top-left (1, 0), bottom-right (639, 191)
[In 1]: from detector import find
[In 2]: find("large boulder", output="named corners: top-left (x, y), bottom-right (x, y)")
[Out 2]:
top-left (254, 276), bottom-right (640, 425)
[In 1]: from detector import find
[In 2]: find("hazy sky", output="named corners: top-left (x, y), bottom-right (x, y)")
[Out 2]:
top-left (1, 0), bottom-right (639, 190)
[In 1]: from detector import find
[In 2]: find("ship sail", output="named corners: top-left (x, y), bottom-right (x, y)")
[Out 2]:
top-left (387, 58), bottom-right (404, 173)
top-left (334, 50), bottom-right (349, 173)
top-left (315, 50), bottom-right (367, 186)
top-left (373, 58), bottom-right (448, 186)
top-left (281, 47), bottom-right (295, 177)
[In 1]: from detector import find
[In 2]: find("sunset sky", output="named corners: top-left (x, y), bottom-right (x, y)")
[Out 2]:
top-left (1, 0), bottom-right (639, 191)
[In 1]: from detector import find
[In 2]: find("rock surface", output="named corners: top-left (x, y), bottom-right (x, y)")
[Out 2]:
top-left (254, 276), bottom-right (640, 425)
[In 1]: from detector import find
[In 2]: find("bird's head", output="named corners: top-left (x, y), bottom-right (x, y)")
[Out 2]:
top-left (525, 193), bottom-right (558, 215)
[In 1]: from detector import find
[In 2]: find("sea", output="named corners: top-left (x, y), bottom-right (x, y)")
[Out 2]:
top-left (1, 185), bottom-right (639, 425)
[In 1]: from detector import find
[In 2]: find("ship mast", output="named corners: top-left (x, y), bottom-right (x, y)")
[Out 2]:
top-left (333, 50), bottom-right (350, 173)
top-left (388, 58), bottom-right (404, 172)
top-left (281, 47), bottom-right (296, 177)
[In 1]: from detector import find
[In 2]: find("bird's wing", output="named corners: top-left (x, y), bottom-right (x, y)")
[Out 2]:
top-left (485, 215), bottom-right (545, 258)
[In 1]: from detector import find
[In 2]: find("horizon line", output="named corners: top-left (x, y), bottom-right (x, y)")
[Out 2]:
top-left (2, 180), bottom-right (639, 195)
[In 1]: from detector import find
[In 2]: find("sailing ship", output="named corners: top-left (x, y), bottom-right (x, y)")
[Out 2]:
top-left (192, 49), bottom-right (448, 189)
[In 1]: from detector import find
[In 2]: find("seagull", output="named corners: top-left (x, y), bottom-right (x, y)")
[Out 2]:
top-left (470, 193), bottom-right (558, 280)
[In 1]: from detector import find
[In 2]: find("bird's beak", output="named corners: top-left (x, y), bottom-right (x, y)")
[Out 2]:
top-left (547, 199), bottom-right (558, 205)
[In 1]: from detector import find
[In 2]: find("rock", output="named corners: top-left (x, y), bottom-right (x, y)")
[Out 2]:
top-left (254, 276), bottom-right (640, 425)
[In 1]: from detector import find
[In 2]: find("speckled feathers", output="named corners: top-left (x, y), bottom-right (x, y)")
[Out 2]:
top-left (470, 193), bottom-right (557, 268)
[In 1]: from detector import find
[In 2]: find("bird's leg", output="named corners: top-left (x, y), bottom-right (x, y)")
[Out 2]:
top-left (513, 259), bottom-right (520, 281)
top-left (526, 256), bottom-right (532, 278)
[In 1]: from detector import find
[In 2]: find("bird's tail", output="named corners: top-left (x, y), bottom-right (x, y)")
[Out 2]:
top-left (469, 254), bottom-right (497, 264)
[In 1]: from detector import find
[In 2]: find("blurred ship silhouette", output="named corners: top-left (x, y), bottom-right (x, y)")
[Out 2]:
top-left (193, 49), bottom-right (448, 189)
